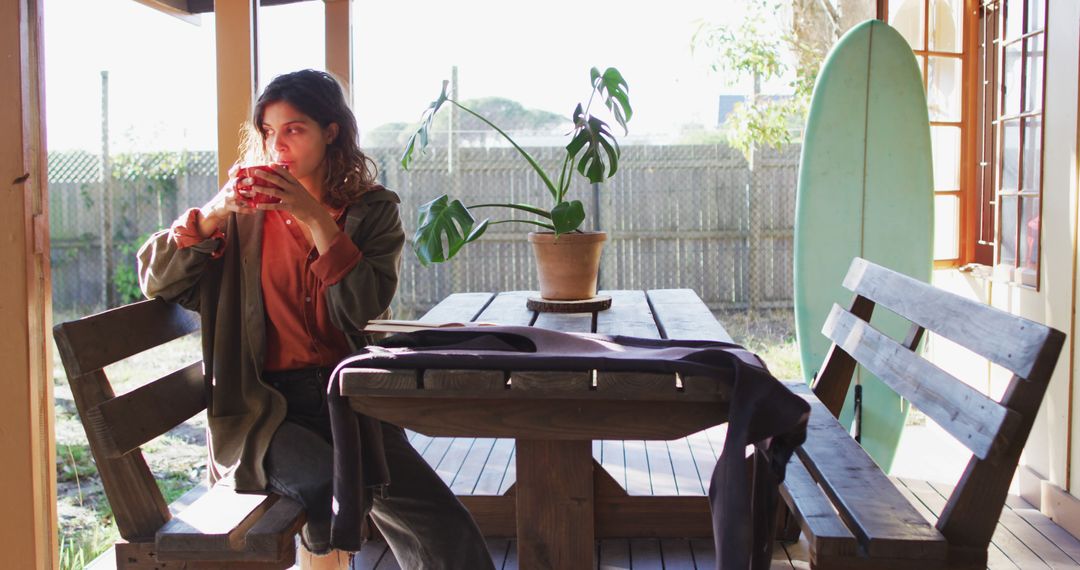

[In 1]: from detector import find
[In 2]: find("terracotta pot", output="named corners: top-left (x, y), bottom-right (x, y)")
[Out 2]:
top-left (527, 231), bottom-right (607, 300)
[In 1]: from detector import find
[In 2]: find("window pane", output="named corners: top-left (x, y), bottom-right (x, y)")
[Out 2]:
top-left (1024, 35), bottom-right (1044, 113)
top-left (934, 194), bottom-right (960, 260)
top-left (257, 3), bottom-right (326, 94)
top-left (927, 57), bottom-right (962, 121)
top-left (931, 126), bottom-right (961, 190)
top-left (929, 0), bottom-right (963, 53)
top-left (890, 0), bottom-right (926, 50)
top-left (999, 195), bottom-right (1018, 266)
top-left (1004, 0), bottom-right (1024, 41)
top-left (1027, 0), bottom-right (1046, 33)
top-left (1002, 40), bottom-right (1022, 116)
top-left (1000, 119), bottom-right (1020, 191)
top-left (1018, 196), bottom-right (1040, 269)
top-left (1022, 116), bottom-right (1042, 191)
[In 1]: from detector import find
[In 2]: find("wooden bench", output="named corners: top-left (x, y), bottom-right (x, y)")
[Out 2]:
top-left (53, 298), bottom-right (306, 569)
top-left (777, 257), bottom-right (1066, 569)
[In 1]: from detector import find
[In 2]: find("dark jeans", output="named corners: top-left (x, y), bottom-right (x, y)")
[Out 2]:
top-left (262, 367), bottom-right (494, 569)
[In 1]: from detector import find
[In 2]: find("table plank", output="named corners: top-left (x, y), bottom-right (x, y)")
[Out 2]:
top-left (419, 292), bottom-right (495, 323)
top-left (597, 290), bottom-right (661, 338)
top-left (476, 291), bottom-right (536, 326)
top-left (534, 308), bottom-right (593, 333)
top-left (647, 289), bottom-right (732, 342)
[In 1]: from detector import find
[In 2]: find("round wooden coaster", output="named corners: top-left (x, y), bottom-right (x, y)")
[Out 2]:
top-left (526, 295), bottom-right (612, 313)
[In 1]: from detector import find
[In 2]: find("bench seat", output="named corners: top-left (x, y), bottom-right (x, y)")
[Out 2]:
top-left (54, 298), bottom-right (307, 569)
top-left (777, 258), bottom-right (1066, 570)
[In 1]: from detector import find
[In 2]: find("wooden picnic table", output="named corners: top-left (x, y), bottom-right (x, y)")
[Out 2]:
top-left (339, 289), bottom-right (733, 568)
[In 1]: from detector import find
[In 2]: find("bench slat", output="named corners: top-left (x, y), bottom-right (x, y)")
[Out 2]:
top-left (156, 486), bottom-right (281, 561)
top-left (244, 495), bottom-right (306, 556)
top-left (823, 304), bottom-right (1019, 460)
top-left (53, 298), bottom-right (199, 377)
top-left (778, 454), bottom-right (858, 559)
top-left (88, 361), bottom-right (206, 458)
top-left (843, 257), bottom-right (1053, 378)
top-left (787, 382), bottom-right (947, 560)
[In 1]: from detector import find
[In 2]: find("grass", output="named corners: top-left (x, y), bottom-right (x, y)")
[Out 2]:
top-left (716, 308), bottom-right (803, 380)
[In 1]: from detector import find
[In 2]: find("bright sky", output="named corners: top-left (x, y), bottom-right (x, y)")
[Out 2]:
top-left (43, 0), bottom-right (793, 155)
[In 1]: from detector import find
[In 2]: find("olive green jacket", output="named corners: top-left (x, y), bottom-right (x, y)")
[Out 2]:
top-left (137, 188), bottom-right (404, 491)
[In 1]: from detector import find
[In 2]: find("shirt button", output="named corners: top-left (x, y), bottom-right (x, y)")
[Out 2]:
top-left (305, 296), bottom-right (311, 302)
top-left (285, 219), bottom-right (292, 225)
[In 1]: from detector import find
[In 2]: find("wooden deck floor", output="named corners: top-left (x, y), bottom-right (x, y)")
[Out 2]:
top-left (350, 429), bottom-right (1080, 569)
top-left (86, 426), bottom-right (1080, 568)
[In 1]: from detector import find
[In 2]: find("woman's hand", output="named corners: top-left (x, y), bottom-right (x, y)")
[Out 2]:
top-left (197, 163), bottom-right (258, 237)
top-left (245, 164), bottom-right (329, 225)
top-left (247, 164), bottom-right (341, 253)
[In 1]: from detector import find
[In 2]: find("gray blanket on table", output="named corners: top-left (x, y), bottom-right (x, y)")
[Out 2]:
top-left (326, 325), bottom-right (810, 570)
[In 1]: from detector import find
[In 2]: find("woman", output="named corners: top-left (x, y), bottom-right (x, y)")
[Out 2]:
top-left (137, 69), bottom-right (494, 570)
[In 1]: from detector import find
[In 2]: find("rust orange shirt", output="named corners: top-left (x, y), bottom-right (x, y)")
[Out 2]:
top-left (172, 207), bottom-right (363, 371)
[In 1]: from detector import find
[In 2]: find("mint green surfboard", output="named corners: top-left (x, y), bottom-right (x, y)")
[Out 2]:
top-left (793, 19), bottom-right (934, 471)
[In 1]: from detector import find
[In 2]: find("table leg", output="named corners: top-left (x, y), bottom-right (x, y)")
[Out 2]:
top-left (515, 439), bottom-right (594, 569)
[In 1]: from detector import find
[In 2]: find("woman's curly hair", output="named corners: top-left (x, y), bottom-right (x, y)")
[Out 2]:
top-left (242, 69), bottom-right (379, 209)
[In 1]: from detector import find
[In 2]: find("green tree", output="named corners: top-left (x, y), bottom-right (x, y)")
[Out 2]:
top-left (364, 96), bottom-right (566, 149)
top-left (694, 0), bottom-right (873, 159)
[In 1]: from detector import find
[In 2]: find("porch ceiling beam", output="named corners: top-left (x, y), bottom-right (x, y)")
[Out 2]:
top-left (187, 0), bottom-right (310, 14)
top-left (130, 0), bottom-right (200, 24)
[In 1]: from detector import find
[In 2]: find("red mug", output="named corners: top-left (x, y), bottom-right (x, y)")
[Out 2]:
top-left (235, 165), bottom-right (282, 205)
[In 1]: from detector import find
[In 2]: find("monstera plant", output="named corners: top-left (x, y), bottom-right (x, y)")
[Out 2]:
top-left (401, 67), bottom-right (632, 268)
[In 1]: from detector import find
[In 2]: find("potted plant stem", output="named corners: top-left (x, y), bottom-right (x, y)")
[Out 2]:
top-left (400, 67), bottom-right (632, 300)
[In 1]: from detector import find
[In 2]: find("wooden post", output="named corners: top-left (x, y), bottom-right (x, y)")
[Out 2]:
top-left (0, 0), bottom-right (56, 568)
top-left (100, 70), bottom-right (114, 307)
top-left (747, 73), bottom-right (763, 311)
top-left (448, 66), bottom-right (464, 293)
top-left (324, 0), bottom-right (353, 105)
top-left (515, 439), bottom-right (595, 568)
top-left (215, 0), bottom-right (260, 186)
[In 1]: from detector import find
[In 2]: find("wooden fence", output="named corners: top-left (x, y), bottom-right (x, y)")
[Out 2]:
top-left (47, 144), bottom-right (799, 317)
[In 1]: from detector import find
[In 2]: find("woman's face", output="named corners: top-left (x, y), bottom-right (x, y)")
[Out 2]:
top-left (259, 100), bottom-right (338, 185)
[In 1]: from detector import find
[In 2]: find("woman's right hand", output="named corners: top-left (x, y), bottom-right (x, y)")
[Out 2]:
top-left (197, 163), bottom-right (257, 237)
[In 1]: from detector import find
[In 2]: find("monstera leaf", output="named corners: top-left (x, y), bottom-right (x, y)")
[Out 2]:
top-left (551, 200), bottom-right (586, 235)
top-left (566, 110), bottom-right (619, 184)
top-left (400, 81), bottom-right (450, 171)
top-left (592, 67), bottom-right (633, 133)
top-left (413, 195), bottom-right (489, 265)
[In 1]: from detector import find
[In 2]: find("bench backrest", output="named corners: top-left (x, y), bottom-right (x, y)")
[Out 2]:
top-left (811, 257), bottom-right (1066, 556)
top-left (53, 298), bottom-right (204, 541)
